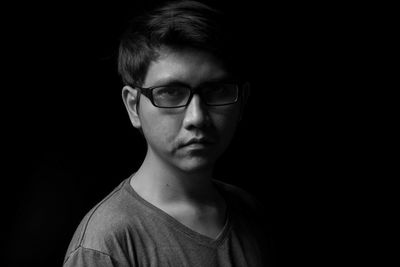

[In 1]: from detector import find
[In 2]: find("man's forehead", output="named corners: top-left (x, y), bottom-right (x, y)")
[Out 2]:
top-left (154, 46), bottom-right (227, 67)
top-left (144, 47), bottom-right (231, 87)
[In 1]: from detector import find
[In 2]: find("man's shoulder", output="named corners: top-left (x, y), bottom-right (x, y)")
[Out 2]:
top-left (66, 178), bottom-right (140, 254)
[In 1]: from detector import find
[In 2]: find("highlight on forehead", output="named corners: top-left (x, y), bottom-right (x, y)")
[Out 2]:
top-left (143, 46), bottom-right (231, 88)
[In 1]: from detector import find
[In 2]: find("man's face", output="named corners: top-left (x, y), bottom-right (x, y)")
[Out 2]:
top-left (131, 47), bottom-right (242, 173)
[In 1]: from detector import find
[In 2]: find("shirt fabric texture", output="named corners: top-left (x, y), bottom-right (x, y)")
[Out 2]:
top-left (63, 176), bottom-right (273, 267)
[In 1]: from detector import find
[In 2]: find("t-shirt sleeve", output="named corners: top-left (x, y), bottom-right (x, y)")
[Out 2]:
top-left (63, 246), bottom-right (117, 267)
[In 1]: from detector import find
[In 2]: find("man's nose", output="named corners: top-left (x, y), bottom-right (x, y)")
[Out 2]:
top-left (182, 94), bottom-right (210, 129)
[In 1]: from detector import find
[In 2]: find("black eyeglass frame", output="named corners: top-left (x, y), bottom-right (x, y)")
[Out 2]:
top-left (133, 82), bottom-right (244, 109)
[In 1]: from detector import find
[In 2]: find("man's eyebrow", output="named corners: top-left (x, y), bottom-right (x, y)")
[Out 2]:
top-left (205, 75), bottom-right (235, 83)
top-left (150, 78), bottom-right (187, 87)
top-left (153, 75), bottom-right (234, 86)
top-left (205, 76), bottom-right (236, 83)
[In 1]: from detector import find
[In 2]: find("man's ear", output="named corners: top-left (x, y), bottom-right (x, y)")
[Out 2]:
top-left (239, 82), bottom-right (250, 121)
top-left (122, 85), bottom-right (142, 129)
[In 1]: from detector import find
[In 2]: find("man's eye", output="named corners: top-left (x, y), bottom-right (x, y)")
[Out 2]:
top-left (213, 86), bottom-right (227, 93)
top-left (204, 84), bottom-right (229, 94)
top-left (154, 87), bottom-right (186, 97)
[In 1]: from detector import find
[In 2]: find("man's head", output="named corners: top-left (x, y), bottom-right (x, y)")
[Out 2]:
top-left (118, 0), bottom-right (247, 88)
top-left (120, 0), bottom-right (249, 173)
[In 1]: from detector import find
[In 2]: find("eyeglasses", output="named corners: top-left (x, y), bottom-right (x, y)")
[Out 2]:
top-left (135, 82), bottom-right (241, 108)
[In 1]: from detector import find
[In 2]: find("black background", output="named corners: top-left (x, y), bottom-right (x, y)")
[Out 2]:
top-left (4, 1), bottom-right (373, 266)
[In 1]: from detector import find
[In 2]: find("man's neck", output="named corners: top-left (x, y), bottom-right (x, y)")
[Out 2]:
top-left (130, 150), bottom-right (227, 239)
top-left (131, 150), bottom-right (220, 208)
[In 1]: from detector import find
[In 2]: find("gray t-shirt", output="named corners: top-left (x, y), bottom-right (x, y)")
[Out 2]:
top-left (63, 176), bottom-right (273, 266)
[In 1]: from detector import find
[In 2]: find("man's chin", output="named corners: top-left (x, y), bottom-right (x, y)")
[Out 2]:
top-left (175, 157), bottom-right (215, 173)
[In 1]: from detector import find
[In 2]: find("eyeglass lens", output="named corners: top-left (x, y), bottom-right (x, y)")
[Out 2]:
top-left (152, 84), bottom-right (238, 107)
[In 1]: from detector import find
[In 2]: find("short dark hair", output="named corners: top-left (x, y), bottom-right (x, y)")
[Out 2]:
top-left (118, 0), bottom-right (245, 87)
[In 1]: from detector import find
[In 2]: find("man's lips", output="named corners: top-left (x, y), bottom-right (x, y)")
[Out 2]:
top-left (179, 138), bottom-right (215, 148)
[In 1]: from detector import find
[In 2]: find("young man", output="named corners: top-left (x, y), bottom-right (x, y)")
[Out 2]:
top-left (64, 1), bottom-right (274, 266)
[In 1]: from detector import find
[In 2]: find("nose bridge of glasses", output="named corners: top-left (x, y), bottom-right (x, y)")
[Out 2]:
top-left (185, 94), bottom-right (210, 125)
top-left (187, 90), bottom-right (205, 108)
top-left (183, 85), bottom-right (203, 105)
